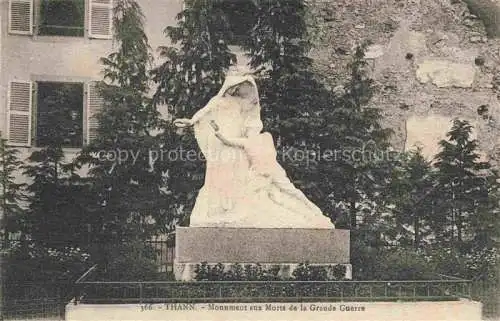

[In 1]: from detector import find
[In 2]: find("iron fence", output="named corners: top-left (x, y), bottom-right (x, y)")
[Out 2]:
top-left (145, 239), bottom-right (175, 272)
top-left (2, 282), bottom-right (70, 320)
top-left (471, 279), bottom-right (499, 318)
top-left (73, 279), bottom-right (473, 305)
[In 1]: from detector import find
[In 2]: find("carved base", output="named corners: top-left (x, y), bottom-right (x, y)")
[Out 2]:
top-left (174, 227), bottom-right (351, 281)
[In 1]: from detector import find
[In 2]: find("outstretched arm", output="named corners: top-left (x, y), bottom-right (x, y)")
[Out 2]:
top-left (214, 132), bottom-right (246, 148)
top-left (209, 120), bottom-right (246, 148)
top-left (173, 98), bottom-right (217, 128)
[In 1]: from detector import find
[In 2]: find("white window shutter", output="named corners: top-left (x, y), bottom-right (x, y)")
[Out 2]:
top-left (86, 82), bottom-right (104, 144)
top-left (7, 81), bottom-right (32, 146)
top-left (8, 0), bottom-right (33, 35)
top-left (88, 0), bottom-right (113, 39)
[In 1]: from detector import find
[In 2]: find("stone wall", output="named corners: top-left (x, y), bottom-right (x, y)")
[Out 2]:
top-left (310, 0), bottom-right (500, 165)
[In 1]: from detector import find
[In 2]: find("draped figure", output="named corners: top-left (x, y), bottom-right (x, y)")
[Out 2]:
top-left (174, 76), bottom-right (333, 229)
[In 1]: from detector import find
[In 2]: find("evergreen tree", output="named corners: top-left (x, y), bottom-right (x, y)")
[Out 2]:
top-left (0, 136), bottom-right (25, 246)
top-left (433, 119), bottom-right (494, 251)
top-left (244, 2), bottom-right (392, 226)
top-left (151, 0), bottom-right (235, 222)
top-left (22, 85), bottom-right (88, 248)
top-left (325, 46), bottom-right (393, 229)
top-left (153, 0), bottom-right (235, 116)
top-left (75, 0), bottom-right (168, 272)
top-left (470, 177), bottom-right (499, 250)
top-left (387, 148), bottom-right (435, 248)
top-left (240, 0), bottom-right (337, 221)
top-left (243, 0), bottom-right (312, 76)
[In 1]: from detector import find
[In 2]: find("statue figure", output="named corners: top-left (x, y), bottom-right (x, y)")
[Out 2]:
top-left (174, 76), bottom-right (333, 229)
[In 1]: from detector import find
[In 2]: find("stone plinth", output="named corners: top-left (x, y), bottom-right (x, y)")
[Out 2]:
top-left (174, 227), bottom-right (350, 280)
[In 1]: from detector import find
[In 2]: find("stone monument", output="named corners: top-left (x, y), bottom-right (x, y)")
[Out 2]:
top-left (173, 75), bottom-right (351, 280)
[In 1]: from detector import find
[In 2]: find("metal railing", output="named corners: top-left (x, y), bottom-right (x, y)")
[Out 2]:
top-left (73, 279), bottom-right (473, 305)
top-left (2, 282), bottom-right (71, 320)
top-left (146, 239), bottom-right (175, 272)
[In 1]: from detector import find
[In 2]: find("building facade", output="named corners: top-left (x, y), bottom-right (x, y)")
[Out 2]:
top-left (0, 0), bottom-right (182, 169)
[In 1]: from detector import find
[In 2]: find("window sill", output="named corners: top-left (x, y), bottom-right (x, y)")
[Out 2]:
top-left (15, 34), bottom-right (110, 43)
top-left (35, 34), bottom-right (85, 40)
top-left (5, 145), bottom-right (84, 159)
top-left (13, 146), bottom-right (83, 153)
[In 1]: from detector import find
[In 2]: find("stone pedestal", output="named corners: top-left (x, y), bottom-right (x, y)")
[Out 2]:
top-left (174, 227), bottom-right (351, 281)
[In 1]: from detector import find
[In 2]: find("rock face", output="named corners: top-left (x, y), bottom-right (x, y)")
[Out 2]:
top-left (416, 60), bottom-right (476, 88)
top-left (405, 114), bottom-right (480, 159)
top-left (310, 0), bottom-right (500, 166)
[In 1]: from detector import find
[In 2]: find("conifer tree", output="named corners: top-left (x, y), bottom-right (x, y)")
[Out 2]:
top-left (240, 0), bottom-right (339, 220)
top-left (22, 85), bottom-right (87, 248)
top-left (0, 136), bottom-right (25, 247)
top-left (433, 119), bottom-right (494, 251)
top-left (325, 46), bottom-right (393, 228)
top-left (75, 0), bottom-right (167, 274)
top-left (242, 1), bottom-right (392, 226)
top-left (151, 0), bottom-right (235, 222)
top-left (387, 148), bottom-right (434, 248)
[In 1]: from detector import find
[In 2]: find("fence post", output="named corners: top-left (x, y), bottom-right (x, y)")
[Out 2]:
top-left (1, 272), bottom-right (4, 321)
top-left (139, 283), bottom-right (143, 305)
top-left (73, 283), bottom-right (80, 305)
top-left (58, 285), bottom-right (64, 318)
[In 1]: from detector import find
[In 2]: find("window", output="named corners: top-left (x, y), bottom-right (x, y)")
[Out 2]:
top-left (215, 0), bottom-right (258, 46)
top-left (38, 0), bottom-right (85, 37)
top-left (8, 0), bottom-right (113, 39)
top-left (7, 81), bottom-right (103, 147)
top-left (35, 82), bottom-right (84, 148)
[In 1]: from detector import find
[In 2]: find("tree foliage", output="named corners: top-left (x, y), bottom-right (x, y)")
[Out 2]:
top-left (73, 0), bottom-right (168, 273)
top-left (22, 85), bottom-right (88, 248)
top-left (324, 46), bottom-right (393, 228)
top-left (242, 1), bottom-right (392, 229)
top-left (193, 262), bottom-right (346, 281)
top-left (387, 148), bottom-right (434, 248)
top-left (151, 0), bottom-right (236, 222)
top-left (433, 119), bottom-right (498, 251)
top-left (0, 136), bottom-right (25, 246)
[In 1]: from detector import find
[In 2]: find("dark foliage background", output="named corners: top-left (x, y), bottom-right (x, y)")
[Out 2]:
top-left (1, 0), bottom-right (498, 317)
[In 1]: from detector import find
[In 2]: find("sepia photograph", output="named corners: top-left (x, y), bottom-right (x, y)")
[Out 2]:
top-left (0, 0), bottom-right (499, 320)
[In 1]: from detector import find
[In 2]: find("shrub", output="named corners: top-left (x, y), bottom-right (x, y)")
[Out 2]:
top-left (94, 240), bottom-right (159, 281)
top-left (4, 241), bottom-right (91, 284)
top-left (194, 262), bottom-right (346, 281)
top-left (292, 262), bottom-right (346, 281)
